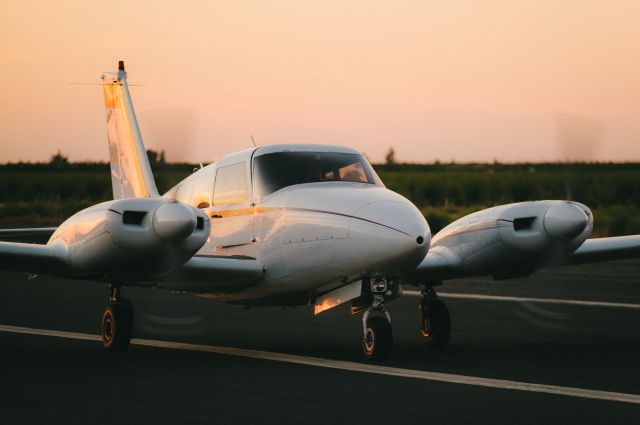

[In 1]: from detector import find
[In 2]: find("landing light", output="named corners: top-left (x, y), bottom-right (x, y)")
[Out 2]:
top-left (371, 278), bottom-right (387, 293)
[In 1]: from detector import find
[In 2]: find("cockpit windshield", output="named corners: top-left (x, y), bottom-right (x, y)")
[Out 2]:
top-left (253, 151), bottom-right (382, 199)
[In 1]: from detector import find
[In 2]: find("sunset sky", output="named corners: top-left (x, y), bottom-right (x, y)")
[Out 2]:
top-left (1, 0), bottom-right (639, 163)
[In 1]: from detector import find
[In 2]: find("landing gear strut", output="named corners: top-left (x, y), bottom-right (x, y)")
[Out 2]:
top-left (101, 283), bottom-right (133, 352)
top-left (419, 287), bottom-right (451, 348)
top-left (361, 293), bottom-right (393, 362)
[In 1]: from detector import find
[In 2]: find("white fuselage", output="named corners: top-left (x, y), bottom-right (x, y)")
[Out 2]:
top-left (202, 183), bottom-right (429, 304)
top-left (165, 145), bottom-right (430, 305)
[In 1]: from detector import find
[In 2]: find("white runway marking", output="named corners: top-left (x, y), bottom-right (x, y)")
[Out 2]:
top-left (1, 323), bottom-right (639, 405)
top-left (404, 290), bottom-right (640, 310)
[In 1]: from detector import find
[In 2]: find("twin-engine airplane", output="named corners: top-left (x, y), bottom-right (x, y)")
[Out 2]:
top-left (2, 62), bottom-right (640, 361)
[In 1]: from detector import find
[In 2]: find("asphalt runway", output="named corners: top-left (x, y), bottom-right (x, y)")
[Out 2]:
top-left (1, 259), bottom-right (639, 424)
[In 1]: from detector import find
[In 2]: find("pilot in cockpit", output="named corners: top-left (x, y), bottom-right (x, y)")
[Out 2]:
top-left (303, 161), bottom-right (326, 183)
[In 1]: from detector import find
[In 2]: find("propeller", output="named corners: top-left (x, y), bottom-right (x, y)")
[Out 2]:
top-left (554, 113), bottom-right (605, 199)
top-left (555, 113), bottom-right (603, 162)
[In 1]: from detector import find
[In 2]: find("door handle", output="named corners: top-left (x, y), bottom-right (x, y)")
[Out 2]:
top-left (211, 214), bottom-right (223, 219)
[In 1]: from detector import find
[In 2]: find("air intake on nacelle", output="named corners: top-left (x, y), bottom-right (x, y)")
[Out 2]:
top-left (122, 211), bottom-right (146, 225)
top-left (513, 217), bottom-right (536, 231)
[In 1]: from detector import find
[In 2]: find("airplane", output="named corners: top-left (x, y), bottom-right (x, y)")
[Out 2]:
top-left (1, 61), bottom-right (640, 361)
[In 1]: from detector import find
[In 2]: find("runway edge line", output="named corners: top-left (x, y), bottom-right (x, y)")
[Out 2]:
top-left (404, 290), bottom-right (640, 310)
top-left (1, 323), bottom-right (639, 405)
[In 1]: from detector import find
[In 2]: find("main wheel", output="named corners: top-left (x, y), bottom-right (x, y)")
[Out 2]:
top-left (419, 299), bottom-right (451, 348)
top-left (362, 316), bottom-right (393, 362)
top-left (101, 300), bottom-right (133, 352)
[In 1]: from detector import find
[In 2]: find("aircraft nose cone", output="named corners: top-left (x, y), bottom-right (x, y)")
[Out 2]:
top-left (153, 202), bottom-right (197, 240)
top-left (543, 202), bottom-right (588, 240)
top-left (350, 201), bottom-right (430, 273)
top-left (354, 201), bottom-right (430, 243)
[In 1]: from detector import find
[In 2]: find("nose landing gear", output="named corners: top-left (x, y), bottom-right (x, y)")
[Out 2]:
top-left (361, 293), bottom-right (393, 361)
top-left (419, 287), bottom-right (451, 348)
top-left (101, 283), bottom-right (134, 352)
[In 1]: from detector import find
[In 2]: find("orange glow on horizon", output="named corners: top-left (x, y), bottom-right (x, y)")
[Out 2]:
top-left (1, 1), bottom-right (639, 164)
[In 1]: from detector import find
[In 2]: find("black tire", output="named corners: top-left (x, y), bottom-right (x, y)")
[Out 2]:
top-left (101, 301), bottom-right (133, 352)
top-left (362, 316), bottom-right (393, 362)
top-left (419, 299), bottom-right (451, 348)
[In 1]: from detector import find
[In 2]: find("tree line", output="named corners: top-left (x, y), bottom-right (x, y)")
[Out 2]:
top-left (1, 150), bottom-right (639, 236)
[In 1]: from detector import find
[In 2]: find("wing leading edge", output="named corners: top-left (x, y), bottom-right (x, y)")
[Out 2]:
top-left (0, 241), bottom-right (68, 274)
top-left (410, 235), bottom-right (640, 283)
top-left (0, 228), bottom-right (57, 244)
top-left (0, 239), bottom-right (265, 293)
top-left (563, 235), bottom-right (640, 266)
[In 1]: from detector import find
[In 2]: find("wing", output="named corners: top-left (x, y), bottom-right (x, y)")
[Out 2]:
top-left (0, 227), bottom-right (57, 244)
top-left (563, 235), bottom-right (640, 265)
top-left (405, 245), bottom-right (462, 283)
top-left (0, 228), bottom-right (61, 272)
top-left (0, 239), bottom-right (264, 293)
top-left (0, 241), bottom-right (69, 274)
top-left (407, 201), bottom-right (640, 284)
top-left (409, 235), bottom-right (640, 283)
top-left (157, 255), bottom-right (265, 293)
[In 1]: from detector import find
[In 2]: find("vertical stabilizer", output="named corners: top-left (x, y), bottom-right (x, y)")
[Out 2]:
top-left (102, 61), bottom-right (159, 199)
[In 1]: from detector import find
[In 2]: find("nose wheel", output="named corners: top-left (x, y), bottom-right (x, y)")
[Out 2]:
top-left (362, 316), bottom-right (393, 361)
top-left (419, 288), bottom-right (451, 348)
top-left (361, 294), bottom-right (393, 361)
top-left (101, 284), bottom-right (134, 352)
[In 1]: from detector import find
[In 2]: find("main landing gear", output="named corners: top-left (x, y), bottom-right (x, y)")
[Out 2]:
top-left (101, 284), bottom-right (134, 352)
top-left (419, 287), bottom-right (451, 348)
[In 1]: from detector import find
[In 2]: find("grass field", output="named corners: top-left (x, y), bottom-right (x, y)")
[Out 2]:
top-left (1, 162), bottom-right (639, 236)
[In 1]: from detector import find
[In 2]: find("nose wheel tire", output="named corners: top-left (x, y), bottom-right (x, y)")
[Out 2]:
top-left (419, 298), bottom-right (451, 348)
top-left (101, 300), bottom-right (133, 352)
top-left (362, 316), bottom-right (393, 361)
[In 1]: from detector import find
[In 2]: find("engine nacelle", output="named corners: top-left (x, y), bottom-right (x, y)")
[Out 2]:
top-left (47, 198), bottom-right (210, 280)
top-left (430, 200), bottom-right (593, 279)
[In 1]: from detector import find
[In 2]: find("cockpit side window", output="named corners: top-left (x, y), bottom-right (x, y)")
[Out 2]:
top-left (192, 171), bottom-right (215, 209)
top-left (175, 180), bottom-right (194, 204)
top-left (253, 152), bottom-right (382, 199)
top-left (213, 162), bottom-right (249, 206)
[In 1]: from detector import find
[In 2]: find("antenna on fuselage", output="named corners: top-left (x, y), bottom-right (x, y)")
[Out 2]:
top-left (250, 135), bottom-right (257, 148)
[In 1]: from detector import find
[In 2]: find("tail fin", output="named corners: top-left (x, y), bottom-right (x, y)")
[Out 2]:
top-left (102, 61), bottom-right (159, 199)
